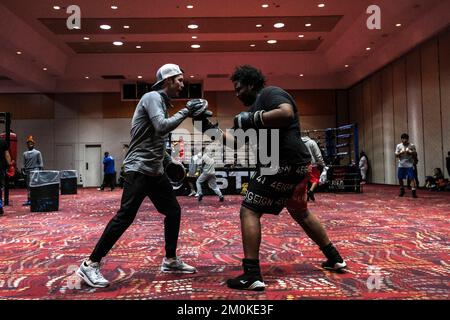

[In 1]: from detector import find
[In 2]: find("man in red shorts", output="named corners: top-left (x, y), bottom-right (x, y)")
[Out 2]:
top-left (301, 135), bottom-right (324, 201)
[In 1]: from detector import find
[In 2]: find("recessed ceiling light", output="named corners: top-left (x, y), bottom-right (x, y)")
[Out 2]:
top-left (85, 76), bottom-right (90, 79)
top-left (138, 76), bottom-right (143, 79)
top-left (250, 44), bottom-right (256, 47)
top-left (123, 25), bottom-right (130, 29)
top-left (256, 24), bottom-right (263, 28)
top-left (191, 44), bottom-right (201, 49)
top-left (136, 45), bottom-right (142, 49)
top-left (43, 67), bottom-right (48, 71)
top-left (396, 23), bottom-right (402, 27)
top-left (73, 26), bottom-right (80, 30)
top-left (53, 5), bottom-right (61, 10)
top-left (111, 5), bottom-right (118, 10)
top-left (16, 51), bottom-right (22, 55)
top-left (188, 24), bottom-right (199, 29)
top-left (262, 4), bottom-right (269, 8)
top-left (190, 75), bottom-right (195, 78)
top-left (113, 41), bottom-right (123, 46)
top-left (366, 47), bottom-right (371, 51)
top-left (186, 5), bottom-right (194, 9)
top-left (274, 23), bottom-right (285, 28)
top-left (305, 23), bottom-right (312, 27)
top-left (298, 34), bottom-right (305, 38)
top-left (267, 40), bottom-right (277, 44)
top-left (300, 74), bottom-right (304, 77)
top-left (100, 25), bottom-right (111, 30)
top-left (318, 4), bottom-right (325, 8)
top-left (83, 37), bottom-right (90, 40)
top-left (345, 65), bottom-right (349, 68)
top-left (192, 36), bottom-right (198, 39)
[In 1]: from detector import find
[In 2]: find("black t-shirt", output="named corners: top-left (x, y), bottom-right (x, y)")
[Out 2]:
top-left (250, 86), bottom-right (312, 166)
top-left (0, 139), bottom-right (9, 170)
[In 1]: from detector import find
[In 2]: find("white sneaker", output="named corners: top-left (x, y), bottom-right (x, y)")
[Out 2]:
top-left (188, 191), bottom-right (196, 197)
top-left (194, 193), bottom-right (199, 197)
top-left (161, 257), bottom-right (197, 274)
top-left (76, 260), bottom-right (110, 288)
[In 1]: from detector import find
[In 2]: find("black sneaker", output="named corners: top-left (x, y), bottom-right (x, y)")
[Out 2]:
top-left (226, 273), bottom-right (266, 291)
top-left (399, 188), bottom-right (405, 197)
top-left (412, 190), bottom-right (418, 198)
top-left (198, 194), bottom-right (203, 202)
top-left (307, 190), bottom-right (315, 202)
top-left (321, 243), bottom-right (347, 272)
top-left (219, 196), bottom-right (224, 202)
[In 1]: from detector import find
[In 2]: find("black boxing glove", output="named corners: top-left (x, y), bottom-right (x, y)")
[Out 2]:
top-left (233, 110), bottom-right (265, 130)
top-left (186, 99), bottom-right (209, 118)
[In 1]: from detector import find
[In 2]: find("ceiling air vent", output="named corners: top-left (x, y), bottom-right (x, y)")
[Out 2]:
top-left (206, 74), bottom-right (229, 78)
top-left (102, 75), bottom-right (126, 80)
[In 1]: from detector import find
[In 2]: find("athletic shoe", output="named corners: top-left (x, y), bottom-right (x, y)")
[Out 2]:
top-left (307, 190), bottom-right (315, 202)
top-left (76, 260), bottom-right (110, 288)
top-left (161, 257), bottom-right (197, 274)
top-left (219, 196), bottom-right (224, 202)
top-left (226, 273), bottom-right (266, 291)
top-left (412, 190), bottom-right (418, 198)
top-left (188, 191), bottom-right (196, 197)
top-left (97, 188), bottom-right (104, 191)
top-left (198, 194), bottom-right (203, 202)
top-left (399, 188), bottom-right (405, 197)
top-left (321, 259), bottom-right (347, 272)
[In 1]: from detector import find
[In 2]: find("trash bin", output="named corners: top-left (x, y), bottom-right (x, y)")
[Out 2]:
top-left (29, 170), bottom-right (60, 212)
top-left (60, 170), bottom-right (77, 195)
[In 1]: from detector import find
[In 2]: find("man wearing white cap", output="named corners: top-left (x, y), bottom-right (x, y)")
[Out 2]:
top-left (77, 63), bottom-right (209, 288)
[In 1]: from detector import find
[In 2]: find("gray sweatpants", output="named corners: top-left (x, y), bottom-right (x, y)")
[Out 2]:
top-left (196, 173), bottom-right (223, 197)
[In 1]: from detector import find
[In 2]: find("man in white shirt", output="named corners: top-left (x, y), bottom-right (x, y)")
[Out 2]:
top-left (196, 148), bottom-right (224, 202)
top-left (395, 133), bottom-right (418, 198)
top-left (301, 135), bottom-right (324, 201)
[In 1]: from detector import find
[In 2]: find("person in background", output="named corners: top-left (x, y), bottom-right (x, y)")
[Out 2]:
top-left (0, 138), bottom-right (12, 215)
top-left (446, 151), bottom-right (450, 178)
top-left (395, 133), bottom-right (418, 198)
top-left (22, 136), bottom-right (43, 206)
top-left (359, 151), bottom-right (369, 184)
top-left (186, 151), bottom-right (201, 197)
top-left (98, 152), bottom-right (116, 191)
top-left (301, 135), bottom-right (325, 201)
top-left (196, 148), bottom-right (224, 202)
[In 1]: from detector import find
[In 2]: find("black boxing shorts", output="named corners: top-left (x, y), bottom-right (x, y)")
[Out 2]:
top-left (242, 164), bottom-right (311, 215)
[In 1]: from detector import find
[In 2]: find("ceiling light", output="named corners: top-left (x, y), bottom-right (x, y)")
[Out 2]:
top-left (83, 37), bottom-right (90, 40)
top-left (274, 23), bottom-right (285, 28)
top-left (396, 23), bottom-right (402, 27)
top-left (318, 4), bottom-right (325, 8)
top-left (250, 44), bottom-right (256, 47)
top-left (186, 5), bottom-right (194, 9)
top-left (53, 6), bottom-right (61, 10)
top-left (345, 65), bottom-right (349, 68)
top-left (366, 47), bottom-right (371, 51)
top-left (267, 40), bottom-right (277, 44)
top-left (190, 75), bottom-right (195, 78)
top-left (123, 25), bottom-right (130, 29)
top-left (188, 24), bottom-right (199, 29)
top-left (73, 26), bottom-right (80, 30)
top-left (113, 41), bottom-right (123, 46)
top-left (85, 76), bottom-right (90, 79)
top-left (43, 68), bottom-right (48, 71)
top-left (111, 5), bottom-right (118, 10)
top-left (191, 44), bottom-right (201, 49)
top-left (262, 4), bottom-right (269, 8)
top-left (300, 74), bottom-right (304, 77)
top-left (138, 76), bottom-right (143, 79)
top-left (256, 24), bottom-right (263, 28)
top-left (100, 25), bottom-right (111, 30)
top-left (16, 51), bottom-right (22, 55)
top-left (191, 36), bottom-right (198, 39)
top-left (136, 45), bottom-right (142, 49)
top-left (305, 23), bottom-right (312, 27)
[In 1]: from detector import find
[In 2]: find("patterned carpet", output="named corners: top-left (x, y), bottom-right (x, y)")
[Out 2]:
top-left (0, 185), bottom-right (448, 300)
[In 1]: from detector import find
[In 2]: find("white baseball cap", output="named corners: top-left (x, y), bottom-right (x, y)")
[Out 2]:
top-left (151, 63), bottom-right (184, 90)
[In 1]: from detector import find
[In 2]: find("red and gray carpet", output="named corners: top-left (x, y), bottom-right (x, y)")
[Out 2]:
top-left (0, 185), bottom-right (448, 300)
